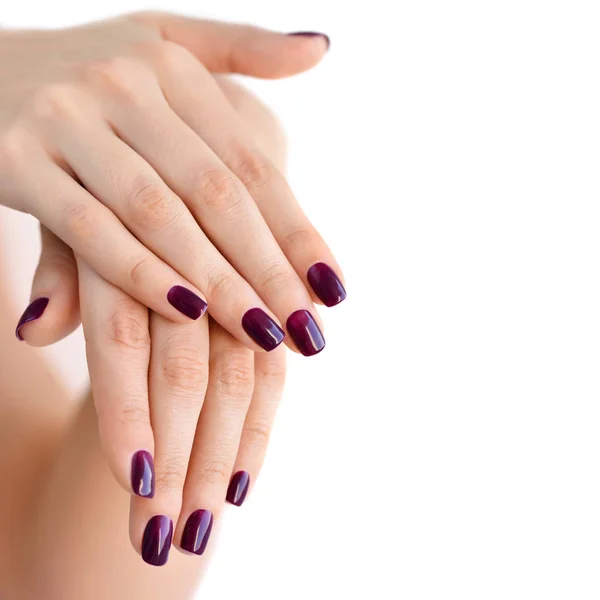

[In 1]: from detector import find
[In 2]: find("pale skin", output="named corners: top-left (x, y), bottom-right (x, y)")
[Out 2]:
top-left (0, 12), bottom-right (343, 348)
top-left (0, 12), bottom-right (347, 568)
top-left (0, 73), bottom-right (291, 598)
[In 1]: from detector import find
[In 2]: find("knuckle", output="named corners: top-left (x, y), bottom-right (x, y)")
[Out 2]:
top-left (151, 40), bottom-right (194, 66)
top-left (257, 358), bottom-right (287, 387)
top-left (195, 458), bottom-right (231, 486)
top-left (243, 419), bottom-right (273, 450)
top-left (64, 203), bottom-right (101, 240)
top-left (204, 267), bottom-right (237, 301)
top-left (112, 401), bottom-right (151, 429)
top-left (155, 452), bottom-right (189, 492)
top-left (128, 177), bottom-right (178, 230)
top-left (194, 169), bottom-right (246, 219)
top-left (84, 57), bottom-right (155, 105)
top-left (279, 226), bottom-right (314, 255)
top-left (161, 347), bottom-right (208, 393)
top-left (258, 263), bottom-right (295, 293)
top-left (30, 84), bottom-right (80, 122)
top-left (127, 254), bottom-right (153, 286)
top-left (231, 146), bottom-right (274, 191)
top-left (212, 353), bottom-right (254, 400)
top-left (103, 301), bottom-right (150, 351)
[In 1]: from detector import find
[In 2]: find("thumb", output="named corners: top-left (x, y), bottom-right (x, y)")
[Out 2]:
top-left (16, 226), bottom-right (80, 346)
top-left (133, 12), bottom-right (330, 78)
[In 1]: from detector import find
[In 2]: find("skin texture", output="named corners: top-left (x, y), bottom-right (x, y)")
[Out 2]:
top-left (0, 15), bottom-right (349, 566)
top-left (0, 13), bottom-right (344, 354)
top-left (0, 76), bottom-right (289, 596)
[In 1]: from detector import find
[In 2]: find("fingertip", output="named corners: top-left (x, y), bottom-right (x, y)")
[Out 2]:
top-left (287, 31), bottom-right (331, 51)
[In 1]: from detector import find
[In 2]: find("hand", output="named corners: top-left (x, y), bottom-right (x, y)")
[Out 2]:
top-left (3, 12), bottom-right (346, 357)
top-left (76, 257), bottom-right (286, 565)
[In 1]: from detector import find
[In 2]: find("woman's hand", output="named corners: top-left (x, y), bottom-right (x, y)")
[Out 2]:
top-left (76, 258), bottom-right (286, 565)
top-left (3, 12), bottom-right (346, 356)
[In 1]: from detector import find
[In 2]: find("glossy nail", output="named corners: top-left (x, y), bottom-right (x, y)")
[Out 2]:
top-left (242, 308), bottom-right (285, 351)
top-left (142, 515), bottom-right (173, 567)
top-left (286, 310), bottom-right (326, 356)
top-left (226, 471), bottom-right (250, 507)
top-left (15, 297), bottom-right (49, 341)
top-left (307, 263), bottom-right (347, 307)
top-left (131, 450), bottom-right (155, 498)
top-left (167, 286), bottom-right (207, 320)
top-left (181, 509), bottom-right (213, 555)
top-left (288, 31), bottom-right (331, 49)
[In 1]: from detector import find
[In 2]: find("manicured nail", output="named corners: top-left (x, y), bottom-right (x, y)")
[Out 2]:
top-left (181, 509), bottom-right (213, 555)
top-left (307, 263), bottom-right (347, 307)
top-left (131, 450), bottom-right (155, 498)
top-left (242, 308), bottom-right (285, 352)
top-left (286, 310), bottom-right (326, 356)
top-left (15, 297), bottom-right (49, 341)
top-left (142, 515), bottom-right (173, 567)
top-left (226, 471), bottom-right (250, 507)
top-left (288, 31), bottom-right (331, 49)
top-left (167, 286), bottom-right (207, 320)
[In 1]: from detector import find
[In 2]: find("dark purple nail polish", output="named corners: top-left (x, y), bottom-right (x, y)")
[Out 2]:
top-left (167, 286), bottom-right (207, 320)
top-left (226, 471), bottom-right (250, 507)
top-left (15, 297), bottom-right (49, 341)
top-left (242, 308), bottom-right (285, 352)
top-left (181, 509), bottom-right (213, 555)
top-left (286, 310), bottom-right (325, 357)
top-left (307, 263), bottom-right (347, 307)
top-left (131, 450), bottom-right (155, 498)
top-left (142, 515), bottom-right (173, 567)
top-left (288, 31), bottom-right (331, 49)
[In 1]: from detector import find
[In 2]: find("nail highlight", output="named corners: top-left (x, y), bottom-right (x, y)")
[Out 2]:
top-left (142, 515), bottom-right (173, 567)
top-left (286, 310), bottom-right (326, 356)
top-left (242, 308), bottom-right (285, 351)
top-left (307, 263), bottom-right (347, 307)
top-left (226, 471), bottom-right (250, 507)
top-left (181, 509), bottom-right (214, 555)
top-left (288, 31), bottom-right (331, 49)
top-left (167, 286), bottom-right (207, 320)
top-left (131, 450), bottom-right (155, 498)
top-left (15, 297), bottom-right (49, 341)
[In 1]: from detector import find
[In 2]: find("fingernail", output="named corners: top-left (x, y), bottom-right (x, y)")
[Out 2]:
top-left (131, 450), bottom-right (155, 498)
top-left (242, 308), bottom-right (285, 352)
top-left (181, 509), bottom-right (214, 555)
top-left (15, 297), bottom-right (49, 341)
top-left (167, 286), bottom-right (207, 320)
top-left (286, 310), bottom-right (326, 356)
top-left (288, 31), bottom-right (331, 50)
top-left (142, 515), bottom-right (173, 567)
top-left (307, 263), bottom-right (347, 307)
top-left (226, 471), bottom-right (250, 507)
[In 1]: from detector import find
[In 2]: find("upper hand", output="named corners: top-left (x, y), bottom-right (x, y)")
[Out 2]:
top-left (2, 12), bottom-right (345, 356)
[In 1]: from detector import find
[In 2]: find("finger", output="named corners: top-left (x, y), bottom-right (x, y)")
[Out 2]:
top-left (16, 156), bottom-right (207, 324)
top-left (48, 73), bottom-right (284, 352)
top-left (214, 77), bottom-right (347, 308)
top-left (173, 320), bottom-right (254, 556)
top-left (163, 61), bottom-right (347, 310)
top-left (109, 49), bottom-right (325, 356)
top-left (15, 226), bottom-right (80, 345)
top-left (130, 311), bottom-right (209, 566)
top-left (228, 346), bottom-right (287, 506)
top-left (133, 12), bottom-right (329, 78)
top-left (77, 259), bottom-right (155, 501)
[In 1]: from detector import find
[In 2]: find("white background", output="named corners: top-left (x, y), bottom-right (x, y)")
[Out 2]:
top-left (3, 1), bottom-right (600, 599)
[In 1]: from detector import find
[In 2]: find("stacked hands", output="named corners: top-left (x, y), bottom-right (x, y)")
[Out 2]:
top-left (0, 13), bottom-right (345, 565)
